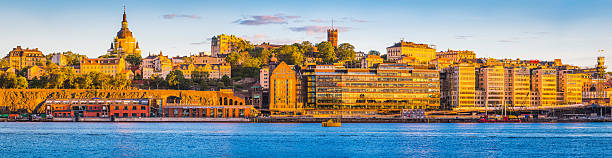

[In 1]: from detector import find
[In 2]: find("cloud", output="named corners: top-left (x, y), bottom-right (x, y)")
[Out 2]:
top-left (455, 35), bottom-right (472, 40)
top-left (496, 39), bottom-right (518, 43)
top-left (340, 17), bottom-right (368, 23)
top-left (234, 14), bottom-right (301, 25)
top-left (242, 34), bottom-right (268, 41)
top-left (289, 25), bottom-right (351, 34)
top-left (311, 17), bottom-right (368, 23)
top-left (190, 38), bottom-right (212, 45)
top-left (163, 14), bottom-right (201, 19)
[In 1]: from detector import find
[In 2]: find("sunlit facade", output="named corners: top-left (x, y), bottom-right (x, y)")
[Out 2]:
top-left (303, 63), bottom-right (440, 117)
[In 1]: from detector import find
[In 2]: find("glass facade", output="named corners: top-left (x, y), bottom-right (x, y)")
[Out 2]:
top-left (304, 64), bottom-right (440, 115)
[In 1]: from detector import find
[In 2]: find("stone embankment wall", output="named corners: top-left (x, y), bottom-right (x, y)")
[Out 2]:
top-left (0, 89), bottom-right (241, 113)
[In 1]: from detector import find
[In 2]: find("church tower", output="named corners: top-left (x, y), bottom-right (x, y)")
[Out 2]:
top-left (108, 6), bottom-right (141, 57)
top-left (327, 20), bottom-right (338, 47)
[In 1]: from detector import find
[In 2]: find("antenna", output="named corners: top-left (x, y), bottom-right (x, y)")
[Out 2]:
top-left (331, 18), bottom-right (334, 29)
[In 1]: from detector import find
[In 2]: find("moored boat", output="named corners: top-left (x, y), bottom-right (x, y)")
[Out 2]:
top-left (322, 119), bottom-right (341, 127)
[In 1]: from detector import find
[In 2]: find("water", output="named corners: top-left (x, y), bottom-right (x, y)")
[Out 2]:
top-left (1, 123), bottom-right (612, 157)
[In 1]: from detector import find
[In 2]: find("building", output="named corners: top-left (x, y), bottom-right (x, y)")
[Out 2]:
top-left (211, 34), bottom-right (244, 57)
top-left (163, 90), bottom-right (253, 118)
top-left (531, 68), bottom-right (558, 106)
top-left (558, 70), bottom-right (583, 104)
top-left (436, 49), bottom-right (476, 63)
top-left (360, 54), bottom-right (383, 68)
top-left (303, 63), bottom-right (440, 117)
top-left (45, 98), bottom-right (155, 118)
top-left (259, 65), bottom-right (270, 89)
top-left (50, 53), bottom-right (68, 66)
top-left (386, 40), bottom-right (436, 63)
top-left (504, 68), bottom-right (531, 107)
top-left (327, 28), bottom-right (338, 47)
top-left (355, 51), bottom-right (365, 61)
top-left (142, 52), bottom-right (172, 79)
top-left (476, 66), bottom-right (505, 107)
top-left (191, 55), bottom-right (225, 65)
top-left (27, 65), bottom-right (46, 80)
top-left (442, 65), bottom-right (476, 109)
top-left (5, 46), bottom-right (46, 70)
top-left (80, 57), bottom-right (127, 76)
top-left (196, 63), bottom-right (231, 79)
top-left (269, 61), bottom-right (300, 115)
top-left (174, 63), bottom-right (231, 79)
top-left (107, 8), bottom-right (141, 57)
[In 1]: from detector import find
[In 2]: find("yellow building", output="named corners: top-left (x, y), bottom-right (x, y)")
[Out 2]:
top-left (360, 54), bottom-right (383, 68)
top-left (304, 63), bottom-right (440, 117)
top-left (558, 70), bottom-right (582, 104)
top-left (80, 57), bottom-right (127, 76)
top-left (5, 46), bottom-right (46, 70)
top-left (476, 66), bottom-right (505, 107)
top-left (446, 65), bottom-right (476, 108)
top-left (211, 34), bottom-right (245, 57)
top-left (269, 61), bottom-right (300, 115)
top-left (386, 40), bottom-right (436, 63)
top-left (27, 65), bottom-right (46, 80)
top-left (504, 68), bottom-right (531, 107)
top-left (107, 8), bottom-right (141, 57)
top-left (531, 69), bottom-right (557, 106)
top-left (436, 49), bottom-right (476, 63)
top-left (142, 52), bottom-right (172, 79)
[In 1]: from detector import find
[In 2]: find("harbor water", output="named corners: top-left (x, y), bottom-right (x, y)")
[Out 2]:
top-left (1, 122), bottom-right (612, 157)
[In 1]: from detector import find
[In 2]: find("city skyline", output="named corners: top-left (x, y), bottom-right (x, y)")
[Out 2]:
top-left (0, 0), bottom-right (610, 70)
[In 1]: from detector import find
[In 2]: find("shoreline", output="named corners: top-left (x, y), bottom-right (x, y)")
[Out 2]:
top-left (3, 117), bottom-right (612, 123)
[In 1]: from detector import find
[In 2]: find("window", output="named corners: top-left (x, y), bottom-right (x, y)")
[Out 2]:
top-left (132, 113), bottom-right (137, 117)
top-left (132, 106), bottom-right (136, 110)
top-left (114, 106), bottom-right (119, 110)
top-left (123, 106), bottom-right (128, 110)
top-left (114, 113), bottom-right (119, 118)
top-left (141, 106), bottom-right (146, 110)
top-left (141, 113), bottom-right (146, 117)
top-left (123, 113), bottom-right (128, 117)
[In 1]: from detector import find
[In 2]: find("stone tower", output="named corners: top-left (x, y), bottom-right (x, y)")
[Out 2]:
top-left (327, 20), bottom-right (338, 47)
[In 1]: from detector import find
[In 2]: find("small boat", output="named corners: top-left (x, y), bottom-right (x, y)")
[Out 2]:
top-left (322, 119), bottom-right (341, 127)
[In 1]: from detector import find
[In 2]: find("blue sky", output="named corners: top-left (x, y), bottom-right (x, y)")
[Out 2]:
top-left (0, 0), bottom-right (610, 70)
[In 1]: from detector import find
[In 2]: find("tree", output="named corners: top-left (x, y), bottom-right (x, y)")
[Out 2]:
top-left (0, 59), bottom-right (8, 68)
top-left (368, 50), bottom-right (380, 56)
top-left (166, 70), bottom-right (185, 90)
top-left (316, 41), bottom-right (336, 63)
top-left (126, 54), bottom-right (143, 68)
top-left (274, 45), bottom-right (304, 65)
top-left (225, 52), bottom-right (242, 66)
top-left (337, 43), bottom-right (356, 61)
top-left (221, 75), bottom-right (232, 87)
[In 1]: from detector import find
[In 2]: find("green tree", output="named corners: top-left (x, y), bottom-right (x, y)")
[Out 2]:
top-left (126, 54), bottom-right (143, 68)
top-left (0, 59), bottom-right (9, 68)
top-left (316, 41), bottom-right (336, 63)
top-left (221, 75), bottom-right (232, 87)
top-left (336, 43), bottom-right (356, 61)
top-left (274, 45), bottom-right (304, 65)
top-left (166, 70), bottom-right (185, 90)
top-left (368, 50), bottom-right (380, 56)
top-left (225, 52), bottom-right (242, 66)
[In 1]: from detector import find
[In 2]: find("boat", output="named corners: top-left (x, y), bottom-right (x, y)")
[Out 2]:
top-left (322, 119), bottom-right (341, 127)
top-left (478, 116), bottom-right (522, 123)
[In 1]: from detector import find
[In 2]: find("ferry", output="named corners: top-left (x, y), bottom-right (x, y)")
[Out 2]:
top-left (322, 119), bottom-right (341, 127)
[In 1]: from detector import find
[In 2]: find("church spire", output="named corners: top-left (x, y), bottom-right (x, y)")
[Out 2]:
top-left (122, 5), bottom-right (128, 28)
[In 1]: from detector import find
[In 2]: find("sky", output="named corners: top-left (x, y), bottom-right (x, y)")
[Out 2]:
top-left (0, 0), bottom-right (610, 70)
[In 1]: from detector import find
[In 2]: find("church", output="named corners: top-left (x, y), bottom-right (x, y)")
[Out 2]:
top-left (107, 7), bottom-right (141, 57)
